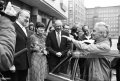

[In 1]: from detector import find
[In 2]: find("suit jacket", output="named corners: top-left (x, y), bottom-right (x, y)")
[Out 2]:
top-left (13, 22), bottom-right (30, 70)
top-left (46, 30), bottom-right (70, 57)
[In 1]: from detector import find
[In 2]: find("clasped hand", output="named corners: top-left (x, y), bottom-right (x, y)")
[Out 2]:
top-left (56, 52), bottom-right (62, 57)
top-left (9, 65), bottom-right (16, 73)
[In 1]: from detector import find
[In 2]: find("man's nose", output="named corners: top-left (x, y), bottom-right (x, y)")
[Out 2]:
top-left (26, 18), bottom-right (29, 21)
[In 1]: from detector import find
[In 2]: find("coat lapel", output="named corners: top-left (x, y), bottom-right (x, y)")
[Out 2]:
top-left (15, 22), bottom-right (27, 38)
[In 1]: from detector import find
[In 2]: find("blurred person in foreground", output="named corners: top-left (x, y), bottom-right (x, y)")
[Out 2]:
top-left (0, 13), bottom-right (16, 80)
top-left (46, 20), bottom-right (71, 74)
top-left (0, 0), bottom-right (16, 81)
top-left (29, 22), bottom-right (47, 81)
top-left (62, 22), bottom-right (112, 81)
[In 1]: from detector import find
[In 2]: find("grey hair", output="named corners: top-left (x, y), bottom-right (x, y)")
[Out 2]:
top-left (16, 9), bottom-right (30, 19)
top-left (95, 22), bottom-right (109, 37)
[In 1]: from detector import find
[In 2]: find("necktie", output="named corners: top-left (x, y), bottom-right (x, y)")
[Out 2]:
top-left (57, 32), bottom-right (61, 47)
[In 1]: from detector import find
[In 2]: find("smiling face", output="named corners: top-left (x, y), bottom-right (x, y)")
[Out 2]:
top-left (64, 25), bottom-right (70, 33)
top-left (92, 26), bottom-right (101, 41)
top-left (82, 26), bottom-right (90, 36)
top-left (18, 10), bottom-right (30, 27)
top-left (54, 20), bottom-right (62, 32)
top-left (92, 22), bottom-right (108, 41)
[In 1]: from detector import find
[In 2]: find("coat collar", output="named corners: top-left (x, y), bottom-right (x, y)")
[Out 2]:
top-left (14, 22), bottom-right (27, 38)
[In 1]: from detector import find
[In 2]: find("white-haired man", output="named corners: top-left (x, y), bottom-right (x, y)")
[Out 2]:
top-left (63, 22), bottom-right (111, 81)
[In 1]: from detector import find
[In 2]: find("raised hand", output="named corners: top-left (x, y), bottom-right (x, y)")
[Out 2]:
top-left (62, 35), bottom-right (73, 41)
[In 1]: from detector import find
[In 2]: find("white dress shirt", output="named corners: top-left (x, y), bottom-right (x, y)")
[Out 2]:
top-left (55, 31), bottom-right (61, 46)
top-left (16, 21), bottom-right (27, 36)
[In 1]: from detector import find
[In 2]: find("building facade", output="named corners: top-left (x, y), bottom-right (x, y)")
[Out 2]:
top-left (68, 0), bottom-right (86, 27)
top-left (5, 0), bottom-right (68, 31)
top-left (86, 6), bottom-right (120, 38)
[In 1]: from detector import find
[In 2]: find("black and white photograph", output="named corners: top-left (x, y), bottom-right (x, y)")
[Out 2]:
top-left (0, 0), bottom-right (120, 81)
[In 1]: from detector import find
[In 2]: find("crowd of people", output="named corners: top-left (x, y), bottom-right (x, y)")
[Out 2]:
top-left (1, 2), bottom-right (120, 81)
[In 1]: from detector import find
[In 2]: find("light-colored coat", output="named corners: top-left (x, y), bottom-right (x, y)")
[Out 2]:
top-left (73, 39), bottom-right (111, 81)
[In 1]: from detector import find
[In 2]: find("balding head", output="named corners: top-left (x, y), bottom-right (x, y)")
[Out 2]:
top-left (92, 22), bottom-right (109, 41)
top-left (17, 9), bottom-right (30, 18)
top-left (17, 9), bottom-right (30, 27)
top-left (95, 22), bottom-right (109, 37)
top-left (54, 20), bottom-right (63, 26)
top-left (54, 20), bottom-right (63, 32)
